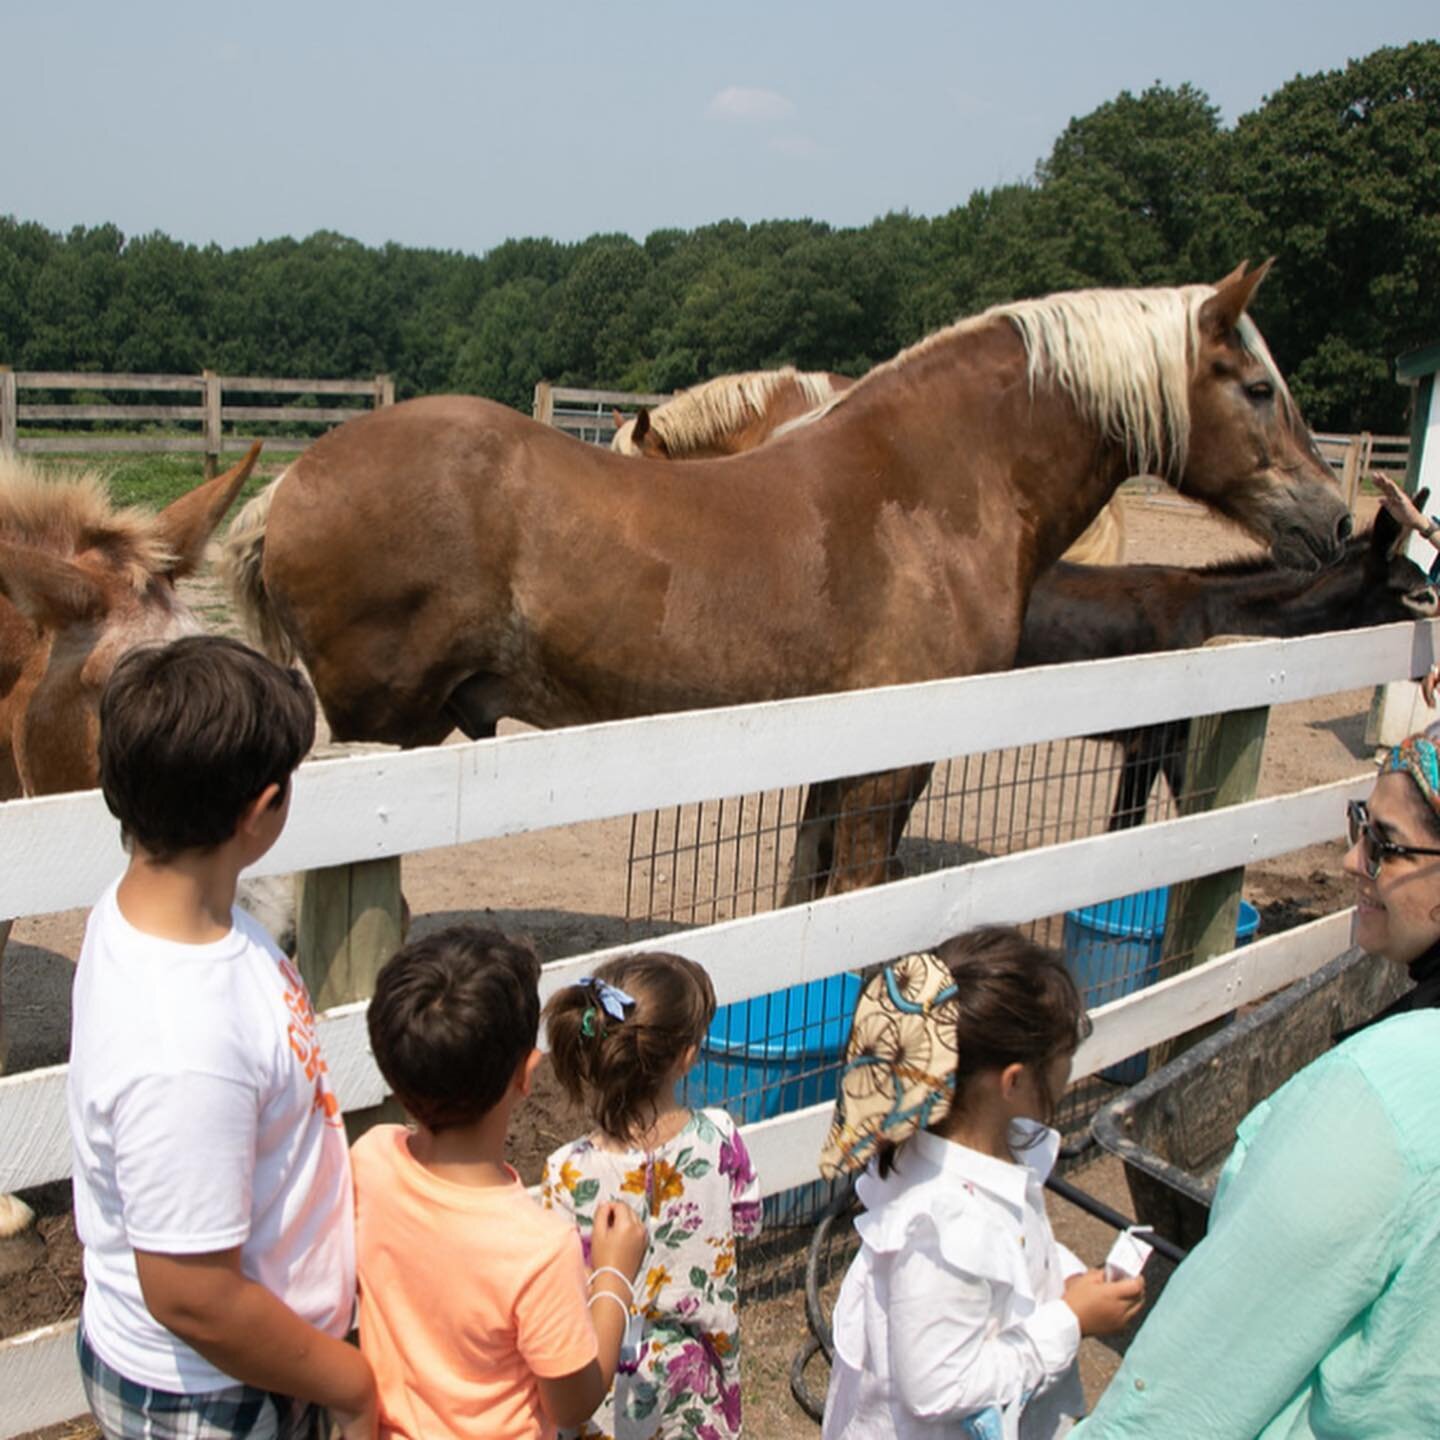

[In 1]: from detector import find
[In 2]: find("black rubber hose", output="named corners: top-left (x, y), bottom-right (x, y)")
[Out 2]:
top-left (789, 1335), bottom-right (827, 1423)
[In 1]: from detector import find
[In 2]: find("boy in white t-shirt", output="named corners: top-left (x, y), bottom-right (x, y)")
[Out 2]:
top-left (67, 635), bottom-right (375, 1440)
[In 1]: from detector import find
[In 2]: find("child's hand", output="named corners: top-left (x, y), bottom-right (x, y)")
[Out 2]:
top-left (1062, 1268), bottom-right (1145, 1337)
top-left (590, 1199), bottom-right (647, 1281)
top-left (1375, 473), bottom-right (1430, 534)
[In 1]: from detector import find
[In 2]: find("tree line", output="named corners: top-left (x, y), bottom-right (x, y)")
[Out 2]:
top-left (1, 41), bottom-right (1436, 433)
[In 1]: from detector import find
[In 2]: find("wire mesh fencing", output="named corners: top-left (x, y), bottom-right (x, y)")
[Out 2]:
top-left (641, 723), bottom-right (1239, 1240)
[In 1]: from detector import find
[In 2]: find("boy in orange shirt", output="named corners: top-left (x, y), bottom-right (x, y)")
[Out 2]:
top-left (353, 926), bottom-right (646, 1439)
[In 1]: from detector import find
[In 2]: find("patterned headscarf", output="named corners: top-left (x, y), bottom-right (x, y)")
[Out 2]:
top-left (819, 952), bottom-right (960, 1180)
top-left (1382, 723), bottom-right (1440, 818)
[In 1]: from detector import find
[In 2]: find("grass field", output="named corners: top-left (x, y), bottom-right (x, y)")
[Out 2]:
top-left (8, 444), bottom-right (300, 511)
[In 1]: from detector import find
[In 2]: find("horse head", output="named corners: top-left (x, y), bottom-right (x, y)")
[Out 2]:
top-left (611, 407), bottom-right (670, 458)
top-left (1178, 261), bottom-right (1351, 571)
top-left (0, 443), bottom-right (261, 798)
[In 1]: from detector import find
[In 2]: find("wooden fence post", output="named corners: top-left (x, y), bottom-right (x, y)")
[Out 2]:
top-left (1340, 439), bottom-right (1358, 511)
top-left (375, 374), bottom-right (394, 409)
top-left (1147, 692), bottom-right (1270, 1072)
top-left (533, 380), bottom-right (553, 427)
top-left (295, 858), bottom-right (406, 1142)
top-left (0, 367), bottom-right (15, 456)
top-left (202, 369), bottom-right (221, 478)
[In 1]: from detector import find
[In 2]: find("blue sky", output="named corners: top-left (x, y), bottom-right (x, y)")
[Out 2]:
top-left (3, 1), bottom-right (1435, 256)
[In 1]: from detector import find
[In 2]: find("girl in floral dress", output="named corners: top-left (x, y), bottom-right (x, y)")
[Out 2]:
top-left (541, 953), bottom-right (762, 1440)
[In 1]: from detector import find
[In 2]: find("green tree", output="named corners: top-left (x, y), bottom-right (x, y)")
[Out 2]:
top-left (1221, 41), bottom-right (1440, 429)
top-left (1027, 82), bottom-right (1228, 289)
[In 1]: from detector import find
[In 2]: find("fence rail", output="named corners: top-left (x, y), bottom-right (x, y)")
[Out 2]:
top-left (533, 381), bottom-right (671, 443)
top-left (1, 620), bottom-right (1434, 1436)
top-left (0, 368), bottom-right (394, 473)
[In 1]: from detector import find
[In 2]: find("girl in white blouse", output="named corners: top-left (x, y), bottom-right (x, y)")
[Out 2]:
top-left (818, 928), bottom-right (1145, 1440)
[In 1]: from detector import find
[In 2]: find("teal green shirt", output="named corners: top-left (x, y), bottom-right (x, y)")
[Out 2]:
top-left (1078, 1009), bottom-right (1440, 1438)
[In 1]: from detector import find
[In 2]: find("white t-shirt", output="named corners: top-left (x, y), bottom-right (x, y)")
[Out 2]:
top-left (823, 1125), bottom-right (1086, 1440)
top-left (68, 880), bottom-right (355, 1393)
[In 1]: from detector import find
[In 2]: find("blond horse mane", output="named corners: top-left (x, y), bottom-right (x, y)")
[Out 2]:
top-left (803, 285), bottom-right (1296, 481)
top-left (612, 368), bottom-right (844, 456)
top-left (0, 455), bottom-right (174, 590)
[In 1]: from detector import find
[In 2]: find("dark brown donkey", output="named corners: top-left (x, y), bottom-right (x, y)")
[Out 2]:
top-left (223, 267), bottom-right (1349, 891)
top-left (1021, 498), bottom-right (1436, 830)
top-left (790, 502), bottom-right (1436, 894)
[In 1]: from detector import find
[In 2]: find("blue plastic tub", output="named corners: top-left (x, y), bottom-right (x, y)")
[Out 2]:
top-left (686, 974), bottom-right (862, 1126)
top-left (1064, 888), bottom-right (1260, 1084)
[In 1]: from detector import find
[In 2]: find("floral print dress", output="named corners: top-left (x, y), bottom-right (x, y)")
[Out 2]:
top-left (541, 1107), bottom-right (763, 1440)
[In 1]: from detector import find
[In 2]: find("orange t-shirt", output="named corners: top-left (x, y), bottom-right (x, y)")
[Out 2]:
top-left (352, 1126), bottom-right (598, 1440)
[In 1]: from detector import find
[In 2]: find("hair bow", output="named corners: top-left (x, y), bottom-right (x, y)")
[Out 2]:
top-left (578, 975), bottom-right (636, 1036)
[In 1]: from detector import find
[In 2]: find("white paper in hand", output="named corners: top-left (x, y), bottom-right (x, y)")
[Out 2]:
top-left (1104, 1225), bottom-right (1154, 1282)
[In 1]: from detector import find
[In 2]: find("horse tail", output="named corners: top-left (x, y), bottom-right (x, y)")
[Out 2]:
top-left (219, 473), bottom-right (296, 664)
top-left (1062, 498), bottom-right (1127, 566)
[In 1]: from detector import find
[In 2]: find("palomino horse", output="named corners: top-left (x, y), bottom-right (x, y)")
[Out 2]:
top-left (0, 443), bottom-right (260, 1241)
top-left (611, 366), bottom-right (1126, 567)
top-left (224, 267), bottom-right (1349, 889)
top-left (610, 368), bottom-right (853, 459)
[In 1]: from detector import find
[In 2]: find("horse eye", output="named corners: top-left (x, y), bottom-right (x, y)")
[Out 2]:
top-left (1245, 380), bottom-right (1274, 402)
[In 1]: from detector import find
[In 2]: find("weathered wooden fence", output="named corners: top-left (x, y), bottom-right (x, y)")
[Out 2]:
top-left (533, 381), bottom-right (671, 443)
top-left (1313, 430), bottom-right (1411, 508)
top-left (0, 369), bottom-right (394, 475)
top-left (2, 619), bottom-right (1436, 1435)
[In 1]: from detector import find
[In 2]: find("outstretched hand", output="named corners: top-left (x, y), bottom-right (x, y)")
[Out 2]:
top-left (1375, 473), bottom-right (1431, 536)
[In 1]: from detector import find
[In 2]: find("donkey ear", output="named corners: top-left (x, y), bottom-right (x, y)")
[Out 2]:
top-left (154, 441), bottom-right (262, 579)
top-left (0, 541), bottom-right (107, 629)
top-left (1199, 258), bottom-right (1275, 339)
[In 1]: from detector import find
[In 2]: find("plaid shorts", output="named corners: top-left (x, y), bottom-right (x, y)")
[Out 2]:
top-left (78, 1322), bottom-right (327, 1440)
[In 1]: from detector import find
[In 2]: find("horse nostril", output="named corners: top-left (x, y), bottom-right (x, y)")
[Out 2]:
top-left (1336, 513), bottom-right (1354, 543)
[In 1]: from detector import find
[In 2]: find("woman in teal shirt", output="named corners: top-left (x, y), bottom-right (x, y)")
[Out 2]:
top-left (1079, 723), bottom-right (1440, 1438)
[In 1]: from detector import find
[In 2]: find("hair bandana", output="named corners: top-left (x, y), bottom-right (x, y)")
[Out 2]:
top-left (1383, 729), bottom-right (1440, 818)
top-left (818, 952), bottom-right (960, 1180)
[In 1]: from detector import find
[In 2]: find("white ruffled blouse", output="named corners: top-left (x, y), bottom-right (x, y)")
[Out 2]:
top-left (821, 1124), bottom-right (1086, 1440)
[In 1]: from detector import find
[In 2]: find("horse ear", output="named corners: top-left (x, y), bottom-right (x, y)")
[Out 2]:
top-left (1211, 261), bottom-right (1250, 289)
top-left (633, 408), bottom-right (651, 443)
top-left (1199, 258), bottom-right (1275, 339)
top-left (0, 542), bottom-right (107, 629)
top-left (611, 408), bottom-right (627, 431)
top-left (154, 441), bottom-right (262, 579)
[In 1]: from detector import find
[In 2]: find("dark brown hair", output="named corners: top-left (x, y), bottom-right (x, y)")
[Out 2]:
top-left (544, 952), bottom-right (716, 1144)
top-left (367, 925), bottom-right (542, 1132)
top-left (881, 926), bottom-right (1089, 1176)
top-left (98, 634), bottom-right (314, 861)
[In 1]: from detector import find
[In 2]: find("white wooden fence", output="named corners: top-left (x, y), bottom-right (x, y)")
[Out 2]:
top-left (3, 619), bottom-right (1436, 1436)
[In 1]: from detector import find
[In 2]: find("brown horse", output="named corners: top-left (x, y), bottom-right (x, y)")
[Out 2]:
top-left (0, 443), bottom-right (259, 1239)
top-left (612, 365), bottom-right (1127, 567)
top-left (224, 266), bottom-right (1347, 867)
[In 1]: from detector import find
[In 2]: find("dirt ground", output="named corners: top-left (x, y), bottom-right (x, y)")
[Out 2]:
top-left (2, 487), bottom-right (1392, 1436)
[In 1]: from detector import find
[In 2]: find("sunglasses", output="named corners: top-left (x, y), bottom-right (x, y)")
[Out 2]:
top-left (1346, 799), bottom-right (1440, 880)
